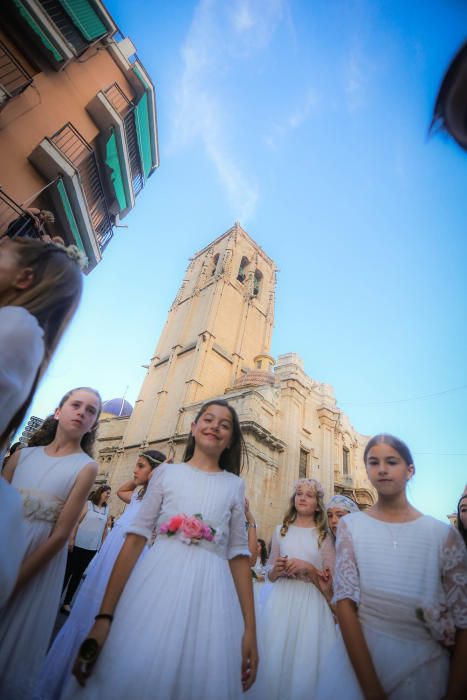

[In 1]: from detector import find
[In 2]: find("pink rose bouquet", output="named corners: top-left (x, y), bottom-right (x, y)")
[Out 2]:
top-left (158, 513), bottom-right (216, 545)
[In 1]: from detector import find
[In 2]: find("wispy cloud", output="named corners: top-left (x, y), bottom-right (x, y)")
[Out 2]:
top-left (264, 89), bottom-right (320, 149)
top-left (171, 0), bottom-right (288, 221)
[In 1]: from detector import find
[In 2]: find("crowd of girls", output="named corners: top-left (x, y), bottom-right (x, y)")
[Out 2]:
top-left (0, 235), bottom-right (466, 700)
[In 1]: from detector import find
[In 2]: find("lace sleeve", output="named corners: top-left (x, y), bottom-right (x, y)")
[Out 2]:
top-left (441, 526), bottom-right (467, 629)
top-left (333, 518), bottom-right (360, 605)
top-left (226, 479), bottom-right (250, 560)
top-left (320, 534), bottom-right (336, 575)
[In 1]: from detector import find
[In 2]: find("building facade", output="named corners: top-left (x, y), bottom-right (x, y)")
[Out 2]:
top-left (0, 0), bottom-right (158, 271)
top-left (97, 224), bottom-right (375, 539)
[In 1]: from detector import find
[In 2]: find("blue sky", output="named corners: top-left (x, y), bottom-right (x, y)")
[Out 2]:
top-left (25, 0), bottom-right (466, 520)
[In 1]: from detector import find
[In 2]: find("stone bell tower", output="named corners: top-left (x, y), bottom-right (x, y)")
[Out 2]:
top-left (114, 222), bottom-right (277, 456)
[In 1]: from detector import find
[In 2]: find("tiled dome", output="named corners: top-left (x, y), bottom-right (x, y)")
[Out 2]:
top-left (101, 398), bottom-right (133, 417)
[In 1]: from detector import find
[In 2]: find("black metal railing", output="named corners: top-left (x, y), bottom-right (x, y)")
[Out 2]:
top-left (0, 187), bottom-right (31, 236)
top-left (0, 40), bottom-right (32, 101)
top-left (52, 123), bottom-right (113, 250)
top-left (37, 0), bottom-right (89, 55)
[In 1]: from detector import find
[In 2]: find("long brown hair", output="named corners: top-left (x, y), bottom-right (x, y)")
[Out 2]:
top-left (0, 238), bottom-right (83, 448)
top-left (28, 387), bottom-right (102, 458)
top-left (182, 400), bottom-right (247, 475)
top-left (280, 478), bottom-right (329, 547)
top-left (89, 484), bottom-right (110, 506)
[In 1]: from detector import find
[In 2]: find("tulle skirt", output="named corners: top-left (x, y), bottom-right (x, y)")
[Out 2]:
top-left (61, 536), bottom-right (245, 700)
top-left (315, 624), bottom-right (449, 700)
top-left (249, 578), bottom-right (337, 700)
top-left (35, 525), bottom-right (146, 700)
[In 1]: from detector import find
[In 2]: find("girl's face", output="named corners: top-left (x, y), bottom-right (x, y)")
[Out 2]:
top-left (459, 498), bottom-right (467, 530)
top-left (133, 457), bottom-right (152, 485)
top-left (191, 404), bottom-right (233, 456)
top-left (101, 489), bottom-right (111, 504)
top-left (0, 238), bottom-right (32, 295)
top-left (365, 443), bottom-right (414, 496)
top-left (327, 507), bottom-right (349, 536)
top-left (55, 389), bottom-right (100, 437)
top-left (294, 484), bottom-right (317, 516)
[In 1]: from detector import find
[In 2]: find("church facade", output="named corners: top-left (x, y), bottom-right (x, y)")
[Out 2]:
top-left (96, 223), bottom-right (375, 539)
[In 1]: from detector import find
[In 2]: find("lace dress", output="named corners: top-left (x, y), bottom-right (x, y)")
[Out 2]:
top-left (0, 447), bottom-right (93, 700)
top-left (315, 512), bottom-right (467, 700)
top-left (61, 463), bottom-right (251, 700)
top-left (249, 525), bottom-right (337, 700)
top-left (35, 491), bottom-right (146, 700)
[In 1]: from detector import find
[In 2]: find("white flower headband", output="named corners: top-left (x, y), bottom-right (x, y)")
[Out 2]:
top-left (294, 477), bottom-right (325, 499)
top-left (52, 242), bottom-right (88, 270)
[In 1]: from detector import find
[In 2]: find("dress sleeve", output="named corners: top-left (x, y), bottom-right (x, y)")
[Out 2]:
top-left (320, 533), bottom-right (336, 575)
top-left (333, 517), bottom-right (360, 605)
top-left (441, 526), bottom-right (467, 629)
top-left (125, 465), bottom-right (166, 541)
top-left (0, 307), bottom-right (44, 436)
top-left (227, 479), bottom-right (250, 560)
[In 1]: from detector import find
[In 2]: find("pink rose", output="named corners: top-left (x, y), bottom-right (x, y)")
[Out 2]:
top-left (168, 515), bottom-right (185, 533)
top-left (201, 524), bottom-right (214, 541)
top-left (159, 522), bottom-right (169, 535)
top-left (181, 516), bottom-right (204, 540)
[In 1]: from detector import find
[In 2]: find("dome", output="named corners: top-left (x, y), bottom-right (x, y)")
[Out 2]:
top-left (101, 398), bottom-right (133, 417)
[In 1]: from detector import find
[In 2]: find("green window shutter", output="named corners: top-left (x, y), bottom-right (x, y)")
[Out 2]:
top-left (58, 0), bottom-right (107, 41)
top-left (105, 131), bottom-right (128, 211)
top-left (56, 178), bottom-right (86, 256)
top-left (134, 92), bottom-right (152, 179)
top-left (12, 0), bottom-right (64, 62)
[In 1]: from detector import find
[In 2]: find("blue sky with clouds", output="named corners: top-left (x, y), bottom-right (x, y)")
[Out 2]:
top-left (25, 0), bottom-right (467, 520)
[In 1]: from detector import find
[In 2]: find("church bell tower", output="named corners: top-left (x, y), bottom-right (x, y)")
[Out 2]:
top-left (121, 222), bottom-right (277, 449)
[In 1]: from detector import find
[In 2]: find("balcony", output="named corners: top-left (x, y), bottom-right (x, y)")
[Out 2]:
top-left (29, 122), bottom-right (114, 268)
top-left (52, 123), bottom-right (113, 249)
top-left (0, 187), bottom-right (31, 235)
top-left (105, 83), bottom-right (144, 197)
top-left (5, 0), bottom-right (116, 69)
top-left (0, 39), bottom-right (32, 107)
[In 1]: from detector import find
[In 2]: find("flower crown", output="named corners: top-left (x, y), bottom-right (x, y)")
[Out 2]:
top-left (140, 452), bottom-right (164, 466)
top-left (294, 477), bottom-right (324, 499)
top-left (47, 240), bottom-right (88, 270)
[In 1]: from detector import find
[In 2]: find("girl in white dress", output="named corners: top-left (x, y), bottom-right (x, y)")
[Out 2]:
top-left (326, 494), bottom-right (360, 539)
top-left (0, 387), bottom-right (101, 700)
top-left (63, 400), bottom-right (258, 699)
top-left (251, 478), bottom-right (337, 700)
top-left (316, 434), bottom-right (467, 700)
top-left (0, 236), bottom-right (84, 452)
top-left (36, 450), bottom-right (166, 700)
top-left (61, 485), bottom-right (111, 613)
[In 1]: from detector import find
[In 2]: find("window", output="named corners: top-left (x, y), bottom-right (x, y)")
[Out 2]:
top-left (299, 448), bottom-right (308, 479)
top-left (255, 360), bottom-right (262, 369)
top-left (237, 256), bottom-right (249, 283)
top-left (211, 253), bottom-right (219, 276)
top-left (253, 269), bottom-right (262, 296)
top-left (343, 447), bottom-right (350, 475)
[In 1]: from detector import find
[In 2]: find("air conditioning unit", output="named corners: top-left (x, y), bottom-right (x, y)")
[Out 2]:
top-left (116, 37), bottom-right (136, 60)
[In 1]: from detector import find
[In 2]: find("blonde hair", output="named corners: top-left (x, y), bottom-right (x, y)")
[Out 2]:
top-left (0, 237), bottom-right (83, 447)
top-left (280, 478), bottom-right (329, 547)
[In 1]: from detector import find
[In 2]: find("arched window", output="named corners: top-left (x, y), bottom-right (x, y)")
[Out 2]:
top-left (253, 269), bottom-right (263, 296)
top-left (211, 253), bottom-right (219, 276)
top-left (237, 256), bottom-right (249, 283)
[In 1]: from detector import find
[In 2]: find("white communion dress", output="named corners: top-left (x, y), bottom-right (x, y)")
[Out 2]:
top-left (61, 463), bottom-right (251, 700)
top-left (315, 512), bottom-right (467, 700)
top-left (0, 446), bottom-right (93, 700)
top-left (36, 490), bottom-right (146, 700)
top-left (250, 525), bottom-right (337, 700)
